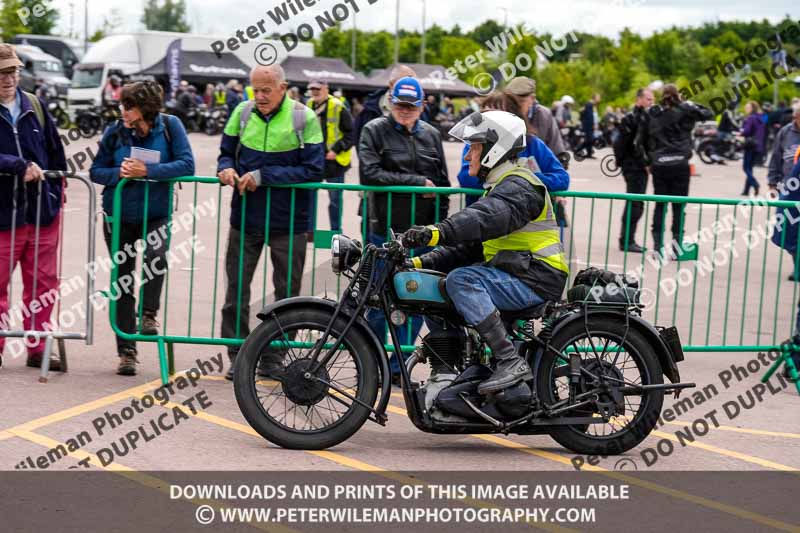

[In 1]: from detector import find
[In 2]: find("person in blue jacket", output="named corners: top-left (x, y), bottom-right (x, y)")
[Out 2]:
top-left (457, 91), bottom-right (569, 207)
top-left (772, 147), bottom-right (800, 379)
top-left (90, 80), bottom-right (195, 376)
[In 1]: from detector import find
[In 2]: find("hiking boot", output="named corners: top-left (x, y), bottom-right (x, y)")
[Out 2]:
top-left (140, 312), bottom-right (159, 335)
top-left (473, 310), bottom-right (533, 395)
top-left (478, 355), bottom-right (533, 394)
top-left (117, 348), bottom-right (139, 376)
top-left (27, 351), bottom-right (62, 371)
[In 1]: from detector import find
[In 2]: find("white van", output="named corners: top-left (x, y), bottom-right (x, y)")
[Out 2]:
top-left (68, 31), bottom-right (313, 111)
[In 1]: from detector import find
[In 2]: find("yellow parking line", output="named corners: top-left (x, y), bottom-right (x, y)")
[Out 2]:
top-left (0, 430), bottom-right (15, 441)
top-left (390, 391), bottom-right (798, 471)
top-left (649, 429), bottom-right (797, 471)
top-left (2, 378), bottom-right (163, 434)
top-left (150, 395), bottom-right (574, 533)
top-left (385, 398), bottom-right (799, 532)
top-left (659, 421), bottom-right (800, 440)
top-left (12, 429), bottom-right (295, 533)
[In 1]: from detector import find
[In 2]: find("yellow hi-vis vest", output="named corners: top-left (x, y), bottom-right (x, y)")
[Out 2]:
top-left (325, 95), bottom-right (352, 167)
top-left (482, 166), bottom-right (570, 275)
top-left (214, 91), bottom-right (226, 105)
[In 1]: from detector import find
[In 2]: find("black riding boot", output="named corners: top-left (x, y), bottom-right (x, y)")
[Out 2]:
top-left (225, 351), bottom-right (237, 381)
top-left (476, 310), bottom-right (532, 394)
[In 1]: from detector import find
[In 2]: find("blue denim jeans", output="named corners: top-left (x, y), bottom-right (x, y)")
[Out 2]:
top-left (445, 265), bottom-right (544, 325)
top-left (791, 250), bottom-right (800, 365)
top-left (366, 232), bottom-right (429, 374)
top-left (325, 174), bottom-right (344, 232)
top-left (742, 149), bottom-right (760, 195)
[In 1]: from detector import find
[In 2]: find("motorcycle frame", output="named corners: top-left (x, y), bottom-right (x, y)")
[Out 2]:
top-left (274, 241), bottom-right (693, 435)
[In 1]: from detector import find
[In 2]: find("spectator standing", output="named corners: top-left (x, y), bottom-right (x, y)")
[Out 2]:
top-left (0, 44), bottom-right (67, 370)
top-left (90, 80), bottom-right (195, 376)
top-left (358, 76), bottom-right (449, 383)
top-left (741, 101), bottom-right (765, 196)
top-left (225, 79), bottom-right (242, 116)
top-left (771, 147), bottom-right (800, 376)
top-left (503, 76), bottom-right (569, 167)
top-left (309, 79), bottom-right (354, 232)
top-left (353, 64), bottom-right (416, 150)
top-left (458, 90), bottom-right (569, 207)
top-left (767, 102), bottom-right (800, 205)
top-left (579, 93), bottom-right (600, 159)
top-left (613, 88), bottom-right (654, 253)
top-left (640, 84), bottom-right (712, 258)
top-left (217, 65), bottom-right (324, 380)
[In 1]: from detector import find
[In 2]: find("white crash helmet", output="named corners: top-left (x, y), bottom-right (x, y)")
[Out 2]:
top-left (560, 95), bottom-right (575, 105)
top-left (448, 110), bottom-right (527, 180)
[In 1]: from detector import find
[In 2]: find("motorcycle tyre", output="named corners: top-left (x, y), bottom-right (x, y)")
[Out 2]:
top-left (538, 317), bottom-right (664, 455)
top-left (234, 308), bottom-right (379, 450)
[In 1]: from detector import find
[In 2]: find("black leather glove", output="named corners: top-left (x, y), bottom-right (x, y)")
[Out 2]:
top-left (402, 225), bottom-right (440, 248)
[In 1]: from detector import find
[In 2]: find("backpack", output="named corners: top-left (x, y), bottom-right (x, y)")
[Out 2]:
top-left (22, 91), bottom-right (45, 129)
top-left (234, 99), bottom-right (308, 167)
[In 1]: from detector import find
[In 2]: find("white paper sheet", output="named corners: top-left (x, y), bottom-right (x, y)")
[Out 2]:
top-left (129, 147), bottom-right (161, 165)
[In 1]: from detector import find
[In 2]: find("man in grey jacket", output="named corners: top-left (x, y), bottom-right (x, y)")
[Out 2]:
top-left (768, 103), bottom-right (800, 195)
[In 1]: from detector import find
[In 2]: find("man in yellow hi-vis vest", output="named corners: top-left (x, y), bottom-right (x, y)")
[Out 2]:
top-left (403, 110), bottom-right (569, 394)
top-left (309, 79), bottom-right (354, 232)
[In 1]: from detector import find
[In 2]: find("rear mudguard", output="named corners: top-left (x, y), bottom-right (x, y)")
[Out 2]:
top-left (545, 308), bottom-right (681, 383)
top-left (256, 296), bottom-right (392, 423)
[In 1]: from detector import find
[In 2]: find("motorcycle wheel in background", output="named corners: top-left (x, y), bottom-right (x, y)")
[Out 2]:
top-left (234, 307), bottom-right (379, 450)
top-left (76, 111), bottom-right (101, 138)
top-left (696, 139), bottom-right (717, 165)
top-left (537, 316), bottom-right (664, 455)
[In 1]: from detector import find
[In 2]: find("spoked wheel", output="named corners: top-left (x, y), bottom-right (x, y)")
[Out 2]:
top-left (697, 140), bottom-right (716, 164)
top-left (234, 308), bottom-right (378, 450)
top-left (538, 317), bottom-right (664, 455)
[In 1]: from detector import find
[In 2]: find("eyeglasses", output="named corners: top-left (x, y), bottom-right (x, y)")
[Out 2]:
top-left (309, 88), bottom-right (321, 92)
top-left (0, 69), bottom-right (20, 79)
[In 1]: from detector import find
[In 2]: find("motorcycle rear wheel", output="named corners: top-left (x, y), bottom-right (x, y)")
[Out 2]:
top-left (234, 307), bottom-right (379, 450)
top-left (537, 317), bottom-right (664, 455)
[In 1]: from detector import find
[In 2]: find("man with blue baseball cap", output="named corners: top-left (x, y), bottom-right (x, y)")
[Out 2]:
top-left (358, 76), bottom-right (450, 385)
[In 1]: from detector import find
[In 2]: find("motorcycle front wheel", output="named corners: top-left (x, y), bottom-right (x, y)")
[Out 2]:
top-left (234, 307), bottom-right (379, 450)
top-left (537, 317), bottom-right (664, 455)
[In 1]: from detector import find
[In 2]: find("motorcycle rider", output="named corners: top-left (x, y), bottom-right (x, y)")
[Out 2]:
top-left (613, 88), bottom-right (654, 253)
top-left (402, 110), bottom-right (569, 394)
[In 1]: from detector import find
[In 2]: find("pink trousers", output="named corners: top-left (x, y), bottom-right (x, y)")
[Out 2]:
top-left (0, 218), bottom-right (61, 354)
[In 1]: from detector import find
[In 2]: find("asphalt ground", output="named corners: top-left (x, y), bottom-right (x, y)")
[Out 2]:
top-left (1, 130), bottom-right (799, 499)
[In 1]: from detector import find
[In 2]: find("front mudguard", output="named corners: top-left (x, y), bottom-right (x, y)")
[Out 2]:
top-left (546, 307), bottom-right (682, 383)
top-left (256, 296), bottom-right (392, 423)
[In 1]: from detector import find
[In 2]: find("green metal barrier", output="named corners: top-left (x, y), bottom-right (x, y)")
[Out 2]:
top-left (106, 177), bottom-right (800, 390)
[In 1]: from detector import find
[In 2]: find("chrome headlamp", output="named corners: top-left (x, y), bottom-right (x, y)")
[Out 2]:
top-left (331, 234), bottom-right (362, 275)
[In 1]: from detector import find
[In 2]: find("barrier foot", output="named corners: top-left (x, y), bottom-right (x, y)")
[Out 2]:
top-left (157, 339), bottom-right (169, 386)
top-left (167, 343), bottom-right (175, 376)
top-left (57, 338), bottom-right (67, 373)
top-left (39, 336), bottom-right (54, 384)
top-left (761, 351), bottom-right (800, 395)
top-left (761, 355), bottom-right (784, 383)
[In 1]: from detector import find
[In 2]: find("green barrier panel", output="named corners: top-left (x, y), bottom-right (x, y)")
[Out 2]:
top-left (106, 177), bottom-right (800, 389)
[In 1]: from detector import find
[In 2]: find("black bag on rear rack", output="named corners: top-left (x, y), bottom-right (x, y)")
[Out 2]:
top-left (567, 267), bottom-right (641, 306)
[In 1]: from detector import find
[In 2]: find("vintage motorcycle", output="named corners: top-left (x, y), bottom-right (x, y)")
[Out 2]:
top-left (234, 233), bottom-right (694, 454)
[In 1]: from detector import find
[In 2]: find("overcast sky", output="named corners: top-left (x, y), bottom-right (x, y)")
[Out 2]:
top-left (54, 0), bottom-right (794, 40)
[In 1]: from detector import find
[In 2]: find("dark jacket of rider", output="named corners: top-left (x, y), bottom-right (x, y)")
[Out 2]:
top-left (416, 161), bottom-right (568, 302)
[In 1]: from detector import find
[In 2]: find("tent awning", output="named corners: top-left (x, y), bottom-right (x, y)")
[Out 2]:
top-left (138, 50), bottom-right (250, 80)
top-left (368, 63), bottom-right (477, 97)
top-left (280, 56), bottom-right (383, 91)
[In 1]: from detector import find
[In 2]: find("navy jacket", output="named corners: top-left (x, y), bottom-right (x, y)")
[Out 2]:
top-left (90, 113), bottom-right (195, 223)
top-left (0, 88), bottom-right (67, 230)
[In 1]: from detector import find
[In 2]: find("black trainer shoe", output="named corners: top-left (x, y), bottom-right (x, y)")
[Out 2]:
top-left (27, 351), bottom-right (62, 371)
top-left (140, 312), bottom-right (159, 335)
top-left (225, 352), bottom-right (237, 381)
top-left (478, 355), bottom-right (533, 395)
top-left (117, 348), bottom-right (138, 376)
top-left (619, 241), bottom-right (646, 253)
top-left (257, 352), bottom-right (285, 379)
